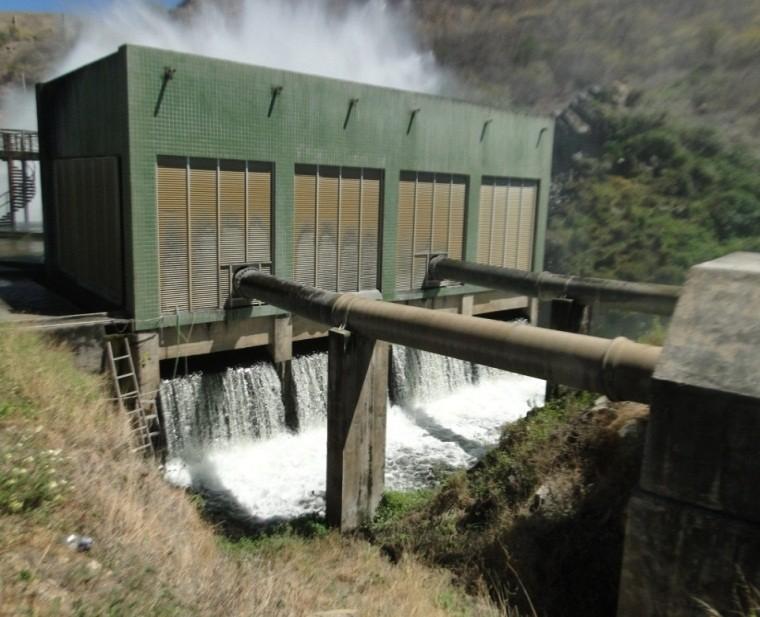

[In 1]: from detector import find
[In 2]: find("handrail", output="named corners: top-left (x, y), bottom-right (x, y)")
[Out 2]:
top-left (428, 256), bottom-right (681, 316)
top-left (0, 129), bottom-right (39, 155)
top-left (233, 268), bottom-right (661, 403)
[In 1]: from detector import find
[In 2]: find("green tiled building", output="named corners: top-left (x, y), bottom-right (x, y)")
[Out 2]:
top-left (37, 44), bottom-right (553, 359)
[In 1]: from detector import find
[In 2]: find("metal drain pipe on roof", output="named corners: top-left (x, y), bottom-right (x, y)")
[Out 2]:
top-left (234, 268), bottom-right (661, 403)
top-left (428, 256), bottom-right (681, 316)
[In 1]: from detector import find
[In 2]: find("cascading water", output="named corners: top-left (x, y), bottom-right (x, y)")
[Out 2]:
top-left (161, 346), bottom-right (544, 523)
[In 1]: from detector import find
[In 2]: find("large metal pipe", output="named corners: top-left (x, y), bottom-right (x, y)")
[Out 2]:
top-left (234, 269), bottom-right (661, 403)
top-left (428, 256), bottom-right (680, 316)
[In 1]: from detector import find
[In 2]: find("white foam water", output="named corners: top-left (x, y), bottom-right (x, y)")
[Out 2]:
top-left (161, 346), bottom-right (544, 522)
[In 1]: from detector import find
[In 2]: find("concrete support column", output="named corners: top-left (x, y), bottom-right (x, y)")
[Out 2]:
top-left (618, 253), bottom-right (760, 616)
top-left (268, 314), bottom-right (293, 364)
top-left (130, 332), bottom-right (161, 399)
top-left (544, 298), bottom-right (591, 400)
top-left (326, 328), bottom-right (389, 531)
top-left (459, 294), bottom-right (474, 317)
top-left (268, 315), bottom-right (297, 429)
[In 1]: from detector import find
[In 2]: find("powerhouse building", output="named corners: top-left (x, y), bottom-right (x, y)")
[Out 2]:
top-left (36, 45), bottom-right (553, 359)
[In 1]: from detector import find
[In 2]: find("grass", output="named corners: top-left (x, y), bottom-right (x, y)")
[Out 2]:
top-left (0, 328), bottom-right (497, 617)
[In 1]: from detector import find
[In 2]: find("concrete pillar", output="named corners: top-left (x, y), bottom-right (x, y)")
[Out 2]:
top-left (618, 253), bottom-right (760, 616)
top-left (544, 298), bottom-right (591, 400)
top-left (268, 315), bottom-right (297, 429)
top-left (326, 328), bottom-right (389, 531)
top-left (268, 314), bottom-right (293, 364)
top-left (130, 332), bottom-right (161, 398)
top-left (528, 297), bottom-right (540, 326)
top-left (459, 294), bottom-right (474, 317)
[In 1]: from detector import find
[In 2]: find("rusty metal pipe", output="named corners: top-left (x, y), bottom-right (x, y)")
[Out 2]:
top-left (234, 269), bottom-right (661, 403)
top-left (429, 256), bottom-right (680, 316)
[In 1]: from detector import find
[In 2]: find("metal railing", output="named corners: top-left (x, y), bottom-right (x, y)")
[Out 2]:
top-left (233, 268), bottom-right (661, 403)
top-left (0, 130), bottom-right (39, 158)
top-left (428, 256), bottom-right (681, 316)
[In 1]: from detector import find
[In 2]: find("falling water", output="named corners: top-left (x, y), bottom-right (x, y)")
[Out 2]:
top-left (161, 346), bottom-right (544, 523)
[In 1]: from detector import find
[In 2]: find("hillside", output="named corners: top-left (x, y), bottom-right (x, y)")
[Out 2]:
top-left (0, 13), bottom-right (69, 89)
top-left (548, 85), bottom-right (760, 284)
top-left (404, 0), bottom-right (760, 147)
top-left (0, 329), bottom-right (496, 617)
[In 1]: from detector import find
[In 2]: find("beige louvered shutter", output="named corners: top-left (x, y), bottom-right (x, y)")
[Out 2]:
top-left (294, 168), bottom-right (317, 287)
top-left (505, 182), bottom-right (521, 268)
top-left (248, 162), bottom-right (272, 273)
top-left (158, 158), bottom-right (190, 313)
top-left (477, 182), bottom-right (493, 264)
top-left (338, 168), bottom-right (360, 292)
top-left (359, 169), bottom-right (381, 291)
top-left (413, 175), bottom-right (433, 289)
top-left (317, 168), bottom-right (339, 291)
top-left (432, 175), bottom-right (450, 254)
top-left (189, 159), bottom-right (219, 310)
top-left (517, 182), bottom-right (537, 271)
top-left (219, 160), bottom-right (245, 303)
top-left (490, 182), bottom-right (507, 267)
top-left (448, 177), bottom-right (466, 261)
top-left (396, 175), bottom-right (415, 291)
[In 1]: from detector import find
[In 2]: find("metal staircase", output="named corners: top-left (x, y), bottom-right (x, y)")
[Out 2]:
top-left (0, 161), bottom-right (36, 228)
top-left (105, 337), bottom-right (160, 455)
top-left (0, 129), bottom-right (39, 231)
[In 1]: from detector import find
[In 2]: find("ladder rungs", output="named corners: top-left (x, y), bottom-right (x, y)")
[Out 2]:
top-left (121, 390), bottom-right (139, 398)
top-left (116, 373), bottom-right (135, 380)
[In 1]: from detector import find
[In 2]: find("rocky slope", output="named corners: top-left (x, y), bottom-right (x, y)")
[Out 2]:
top-left (369, 392), bottom-right (650, 616)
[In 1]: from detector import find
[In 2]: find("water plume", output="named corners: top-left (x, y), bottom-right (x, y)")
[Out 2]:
top-left (55, 0), bottom-right (440, 92)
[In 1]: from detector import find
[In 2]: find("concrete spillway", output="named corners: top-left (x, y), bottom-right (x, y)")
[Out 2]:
top-left (160, 346), bottom-right (544, 523)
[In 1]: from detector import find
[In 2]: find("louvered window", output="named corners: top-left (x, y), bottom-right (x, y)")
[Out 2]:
top-left (54, 157), bottom-right (123, 305)
top-left (477, 178), bottom-right (538, 271)
top-left (156, 157), bottom-right (273, 314)
top-left (395, 172), bottom-right (467, 291)
top-left (293, 165), bottom-right (382, 292)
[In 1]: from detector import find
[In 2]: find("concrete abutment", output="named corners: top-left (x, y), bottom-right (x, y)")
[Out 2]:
top-left (618, 252), bottom-right (760, 616)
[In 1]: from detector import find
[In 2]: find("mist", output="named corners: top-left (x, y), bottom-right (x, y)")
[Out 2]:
top-left (58, 0), bottom-right (440, 92)
top-left (0, 0), bottom-right (441, 224)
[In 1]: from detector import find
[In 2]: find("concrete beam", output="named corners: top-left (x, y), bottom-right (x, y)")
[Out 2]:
top-left (326, 328), bottom-right (389, 531)
top-left (130, 332), bottom-right (160, 398)
top-left (618, 252), bottom-right (760, 616)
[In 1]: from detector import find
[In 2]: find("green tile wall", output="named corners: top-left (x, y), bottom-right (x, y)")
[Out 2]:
top-left (40, 44), bottom-right (554, 330)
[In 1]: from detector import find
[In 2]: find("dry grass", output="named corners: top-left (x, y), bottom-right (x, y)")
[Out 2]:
top-left (0, 329), bottom-right (496, 617)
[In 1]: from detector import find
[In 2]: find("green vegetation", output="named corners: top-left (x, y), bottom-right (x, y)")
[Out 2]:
top-left (547, 101), bottom-right (760, 286)
top-left (369, 392), bottom-right (650, 616)
top-left (0, 436), bottom-right (68, 516)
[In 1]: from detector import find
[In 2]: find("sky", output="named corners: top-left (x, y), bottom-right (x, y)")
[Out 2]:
top-left (0, 0), bottom-right (180, 11)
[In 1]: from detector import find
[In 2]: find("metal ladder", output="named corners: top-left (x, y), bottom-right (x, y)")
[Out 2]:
top-left (105, 337), bottom-right (159, 455)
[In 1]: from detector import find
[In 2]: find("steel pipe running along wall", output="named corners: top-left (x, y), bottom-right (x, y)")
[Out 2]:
top-left (428, 256), bottom-right (681, 316)
top-left (234, 269), bottom-right (661, 403)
